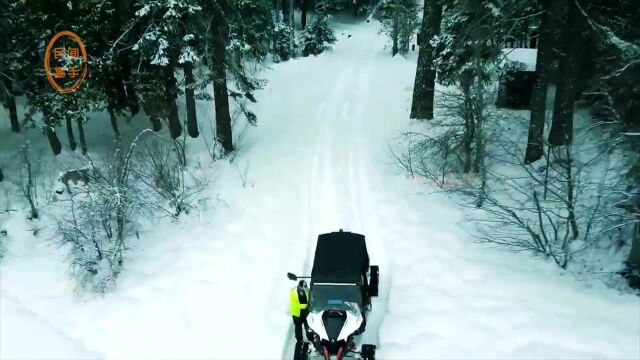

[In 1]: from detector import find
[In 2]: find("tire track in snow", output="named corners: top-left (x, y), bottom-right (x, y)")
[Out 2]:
top-left (346, 41), bottom-right (391, 353)
top-left (281, 31), bottom-right (366, 359)
top-left (281, 102), bottom-right (327, 359)
top-left (283, 28), bottom-right (390, 357)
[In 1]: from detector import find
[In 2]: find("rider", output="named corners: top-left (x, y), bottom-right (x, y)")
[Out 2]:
top-left (290, 280), bottom-right (310, 342)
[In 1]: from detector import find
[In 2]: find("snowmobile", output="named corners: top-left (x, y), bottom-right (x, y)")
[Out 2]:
top-left (288, 230), bottom-right (379, 360)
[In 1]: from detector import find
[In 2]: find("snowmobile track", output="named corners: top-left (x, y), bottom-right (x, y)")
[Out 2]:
top-left (280, 22), bottom-right (389, 360)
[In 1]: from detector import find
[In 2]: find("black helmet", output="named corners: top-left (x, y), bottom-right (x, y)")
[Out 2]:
top-left (298, 280), bottom-right (307, 288)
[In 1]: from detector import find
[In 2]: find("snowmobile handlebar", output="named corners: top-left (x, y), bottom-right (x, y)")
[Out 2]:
top-left (287, 272), bottom-right (311, 281)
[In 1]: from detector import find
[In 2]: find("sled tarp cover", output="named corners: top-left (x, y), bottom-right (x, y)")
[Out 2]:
top-left (311, 231), bottom-right (370, 284)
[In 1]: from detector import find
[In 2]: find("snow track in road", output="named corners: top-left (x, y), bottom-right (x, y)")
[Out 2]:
top-left (280, 24), bottom-right (391, 358)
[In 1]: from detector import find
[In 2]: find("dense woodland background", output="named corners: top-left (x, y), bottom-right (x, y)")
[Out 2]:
top-left (0, 0), bottom-right (639, 292)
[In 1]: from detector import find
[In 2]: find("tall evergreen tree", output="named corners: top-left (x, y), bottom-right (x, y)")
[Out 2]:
top-left (301, 3), bottom-right (337, 57)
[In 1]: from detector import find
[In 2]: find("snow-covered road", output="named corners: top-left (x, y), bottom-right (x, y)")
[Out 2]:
top-left (1, 19), bottom-right (639, 360)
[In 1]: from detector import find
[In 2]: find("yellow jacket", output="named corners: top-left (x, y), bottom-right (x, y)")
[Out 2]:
top-left (290, 287), bottom-right (310, 317)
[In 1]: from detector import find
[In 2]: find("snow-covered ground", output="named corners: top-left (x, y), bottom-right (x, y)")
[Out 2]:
top-left (1, 20), bottom-right (639, 360)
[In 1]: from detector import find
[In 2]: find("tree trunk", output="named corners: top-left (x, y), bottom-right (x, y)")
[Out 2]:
top-left (114, 73), bottom-right (128, 111)
top-left (65, 117), bottom-right (77, 151)
top-left (121, 56), bottom-right (140, 116)
top-left (213, 67), bottom-right (233, 153)
top-left (77, 118), bottom-right (87, 154)
top-left (474, 93), bottom-right (486, 207)
top-left (21, 144), bottom-right (38, 220)
top-left (524, 0), bottom-right (556, 163)
top-left (108, 102), bottom-right (120, 138)
top-left (165, 70), bottom-right (182, 139)
top-left (211, 4), bottom-right (234, 154)
top-left (149, 116), bottom-right (162, 132)
top-left (410, 0), bottom-right (442, 120)
top-left (282, 0), bottom-right (290, 24)
top-left (460, 73), bottom-right (475, 174)
top-left (104, 79), bottom-right (121, 137)
top-left (548, 0), bottom-right (580, 147)
top-left (184, 61), bottom-right (199, 138)
top-left (7, 93), bottom-right (19, 133)
top-left (301, 0), bottom-right (307, 29)
top-left (470, 19), bottom-right (485, 207)
top-left (625, 222), bottom-right (640, 289)
top-left (392, 0), bottom-right (399, 56)
top-left (2, 79), bottom-right (20, 132)
top-left (563, 146), bottom-right (578, 240)
top-left (41, 107), bottom-right (62, 156)
top-left (114, 0), bottom-right (137, 116)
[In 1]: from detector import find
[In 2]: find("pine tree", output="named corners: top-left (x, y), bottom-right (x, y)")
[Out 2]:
top-left (300, 5), bottom-right (337, 56)
top-left (274, 22), bottom-right (298, 61)
top-left (132, 0), bottom-right (206, 140)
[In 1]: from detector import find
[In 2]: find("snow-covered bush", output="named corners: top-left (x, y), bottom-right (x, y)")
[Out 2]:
top-left (392, 125), bottom-right (465, 188)
top-left (397, 84), bottom-right (496, 206)
top-left (273, 22), bottom-right (297, 62)
top-left (135, 135), bottom-right (209, 217)
top-left (475, 138), bottom-right (633, 270)
top-left (300, 12), bottom-right (337, 56)
top-left (58, 131), bottom-right (210, 292)
top-left (394, 93), bottom-right (633, 272)
top-left (58, 131), bottom-right (153, 292)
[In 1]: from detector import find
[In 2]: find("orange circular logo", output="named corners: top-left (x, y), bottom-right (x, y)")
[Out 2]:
top-left (44, 31), bottom-right (88, 94)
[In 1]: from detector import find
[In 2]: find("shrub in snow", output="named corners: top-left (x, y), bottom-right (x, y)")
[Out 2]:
top-left (58, 131), bottom-right (152, 292)
top-left (300, 12), bottom-right (337, 57)
top-left (58, 131), bottom-right (209, 292)
top-left (391, 125), bottom-right (464, 188)
top-left (394, 105), bottom-right (636, 273)
top-left (135, 135), bottom-right (209, 217)
top-left (273, 22), bottom-right (297, 62)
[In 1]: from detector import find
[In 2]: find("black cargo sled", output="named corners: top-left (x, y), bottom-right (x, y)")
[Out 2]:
top-left (288, 230), bottom-right (379, 360)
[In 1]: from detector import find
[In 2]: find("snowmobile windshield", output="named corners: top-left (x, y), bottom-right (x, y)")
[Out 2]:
top-left (309, 283), bottom-right (363, 314)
